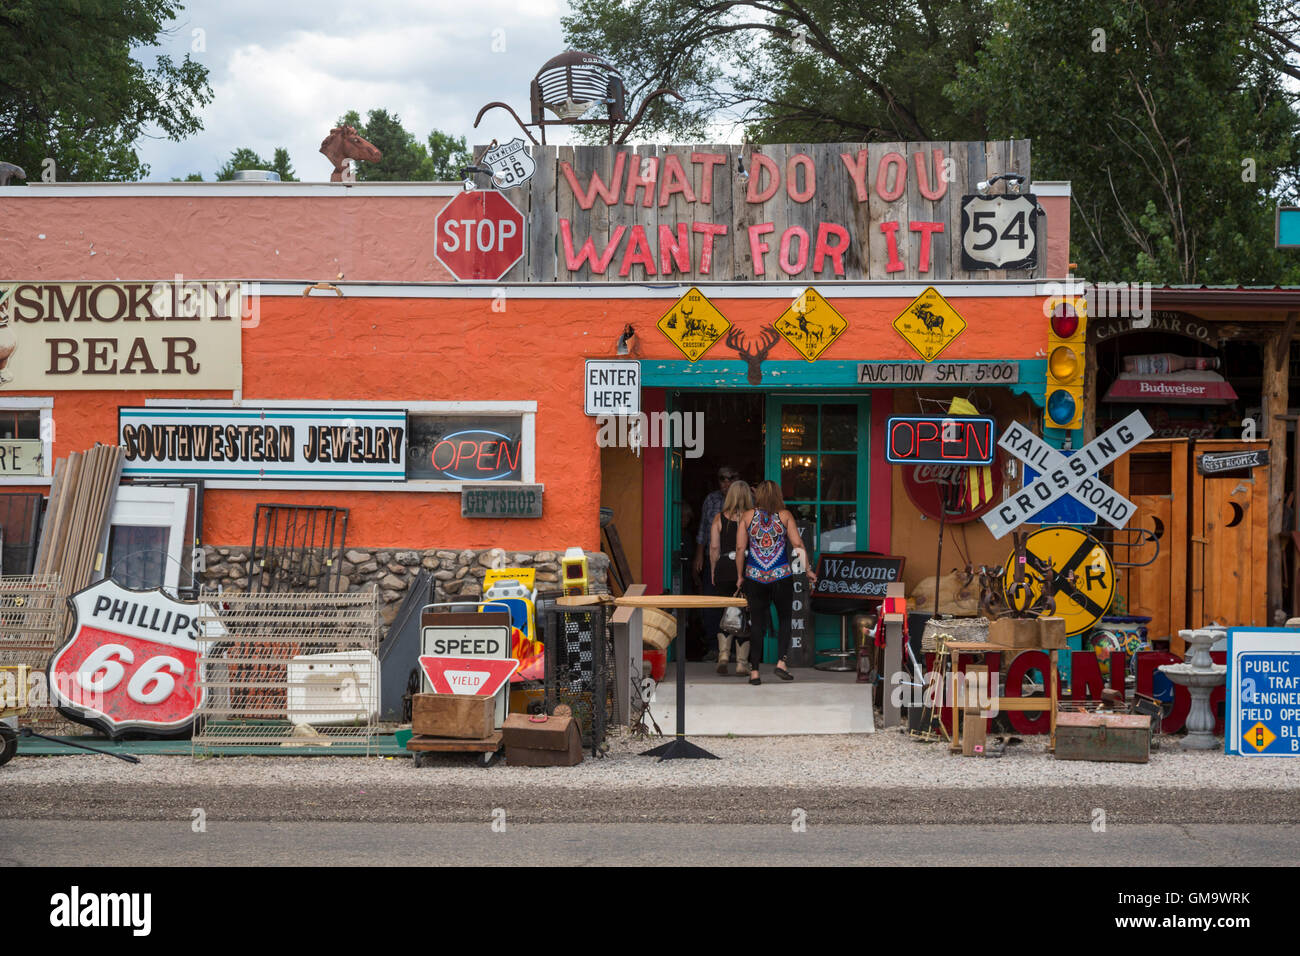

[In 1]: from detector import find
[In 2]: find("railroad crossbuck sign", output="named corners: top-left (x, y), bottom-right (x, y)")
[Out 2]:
top-left (981, 410), bottom-right (1153, 539)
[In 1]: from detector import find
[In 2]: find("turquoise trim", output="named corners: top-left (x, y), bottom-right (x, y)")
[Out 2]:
top-left (643, 358), bottom-right (1048, 395)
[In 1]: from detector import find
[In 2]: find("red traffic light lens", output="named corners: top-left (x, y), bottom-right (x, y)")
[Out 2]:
top-left (1050, 302), bottom-right (1078, 338)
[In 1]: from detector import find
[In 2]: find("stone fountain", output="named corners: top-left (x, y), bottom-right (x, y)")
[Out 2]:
top-left (1159, 628), bottom-right (1227, 750)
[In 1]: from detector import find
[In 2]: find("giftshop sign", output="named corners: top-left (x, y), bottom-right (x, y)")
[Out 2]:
top-left (461, 484), bottom-right (543, 518)
top-left (501, 140), bottom-right (1031, 282)
top-left (118, 407), bottom-right (407, 480)
top-left (0, 281), bottom-right (242, 390)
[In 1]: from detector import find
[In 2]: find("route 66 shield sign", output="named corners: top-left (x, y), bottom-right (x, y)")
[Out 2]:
top-left (960, 193), bottom-right (1039, 270)
top-left (47, 580), bottom-right (222, 738)
top-left (483, 138), bottom-right (536, 190)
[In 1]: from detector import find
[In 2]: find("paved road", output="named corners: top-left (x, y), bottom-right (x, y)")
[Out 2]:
top-left (3, 821), bottom-right (1297, 866)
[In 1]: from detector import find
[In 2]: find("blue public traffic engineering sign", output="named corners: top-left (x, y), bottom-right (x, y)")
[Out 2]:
top-left (1227, 628), bottom-right (1300, 756)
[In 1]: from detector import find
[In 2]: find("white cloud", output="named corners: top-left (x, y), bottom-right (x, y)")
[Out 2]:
top-left (136, 0), bottom-right (574, 181)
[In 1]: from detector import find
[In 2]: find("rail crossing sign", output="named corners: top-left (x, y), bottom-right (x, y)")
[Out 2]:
top-left (1002, 527), bottom-right (1116, 636)
top-left (981, 411), bottom-right (1152, 539)
top-left (1226, 628), bottom-right (1300, 756)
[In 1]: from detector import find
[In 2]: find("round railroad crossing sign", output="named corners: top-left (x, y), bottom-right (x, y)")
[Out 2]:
top-left (1002, 527), bottom-right (1115, 636)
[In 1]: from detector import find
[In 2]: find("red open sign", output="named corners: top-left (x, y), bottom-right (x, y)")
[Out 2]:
top-left (885, 415), bottom-right (995, 465)
top-left (429, 429), bottom-right (522, 481)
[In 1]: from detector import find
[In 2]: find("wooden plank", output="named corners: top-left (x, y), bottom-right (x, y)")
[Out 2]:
top-left (784, 142), bottom-right (816, 283)
top-left (1006, 138), bottom-right (1034, 280)
top-left (981, 140), bottom-right (1008, 281)
top-left (948, 144), bottom-right (971, 279)
top-left (607, 145), bottom-right (636, 282)
top-left (406, 730), bottom-right (503, 753)
top-left (826, 143), bottom-right (862, 279)
top-left (571, 145), bottom-right (600, 282)
top-left (757, 143), bottom-right (787, 282)
top-left (730, 144), bottom-right (756, 281)
top-left (661, 143), bottom-right (693, 283)
top-left (527, 144), bottom-right (557, 282)
top-left (1169, 440), bottom-right (1190, 649)
top-left (1265, 332), bottom-right (1288, 616)
top-left (554, 145), bottom-right (577, 281)
top-left (866, 142), bottom-right (893, 279)
top-left (926, 141), bottom-right (952, 281)
top-left (701, 143), bottom-right (733, 282)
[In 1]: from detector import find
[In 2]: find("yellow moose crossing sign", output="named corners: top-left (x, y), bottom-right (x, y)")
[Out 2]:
top-left (892, 286), bottom-right (967, 362)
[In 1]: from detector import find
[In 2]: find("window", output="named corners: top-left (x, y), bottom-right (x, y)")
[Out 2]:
top-left (100, 486), bottom-right (191, 594)
top-left (407, 414), bottom-right (525, 482)
top-left (0, 398), bottom-right (53, 483)
top-left (0, 409), bottom-right (39, 440)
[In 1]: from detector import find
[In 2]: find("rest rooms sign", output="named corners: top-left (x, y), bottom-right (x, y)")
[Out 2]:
top-left (0, 281), bottom-right (242, 390)
top-left (1227, 628), bottom-right (1300, 756)
top-left (119, 407), bottom-right (406, 480)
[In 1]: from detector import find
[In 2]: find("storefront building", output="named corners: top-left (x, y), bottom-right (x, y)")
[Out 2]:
top-left (1, 141), bottom-right (1072, 660)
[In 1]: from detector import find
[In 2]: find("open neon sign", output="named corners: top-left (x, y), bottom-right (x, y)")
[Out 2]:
top-left (430, 429), bottom-right (522, 481)
top-left (885, 415), bottom-right (995, 465)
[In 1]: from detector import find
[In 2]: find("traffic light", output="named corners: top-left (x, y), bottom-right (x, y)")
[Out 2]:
top-left (1045, 299), bottom-right (1086, 431)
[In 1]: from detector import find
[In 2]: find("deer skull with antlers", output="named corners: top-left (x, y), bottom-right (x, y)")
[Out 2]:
top-left (724, 325), bottom-right (781, 385)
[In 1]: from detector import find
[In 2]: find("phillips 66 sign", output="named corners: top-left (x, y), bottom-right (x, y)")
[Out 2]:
top-left (48, 580), bottom-right (222, 738)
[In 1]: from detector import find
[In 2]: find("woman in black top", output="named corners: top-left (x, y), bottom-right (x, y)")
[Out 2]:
top-left (709, 480), bottom-right (754, 674)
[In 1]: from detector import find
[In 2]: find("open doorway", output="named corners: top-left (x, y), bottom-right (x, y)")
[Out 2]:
top-left (672, 391), bottom-right (766, 660)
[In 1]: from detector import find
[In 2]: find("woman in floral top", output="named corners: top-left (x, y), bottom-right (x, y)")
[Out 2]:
top-left (735, 480), bottom-right (815, 685)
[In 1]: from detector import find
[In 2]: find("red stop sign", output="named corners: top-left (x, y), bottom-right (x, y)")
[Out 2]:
top-left (434, 190), bottom-right (526, 280)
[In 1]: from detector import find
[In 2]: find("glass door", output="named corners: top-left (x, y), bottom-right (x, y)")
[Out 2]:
top-left (765, 398), bottom-right (870, 555)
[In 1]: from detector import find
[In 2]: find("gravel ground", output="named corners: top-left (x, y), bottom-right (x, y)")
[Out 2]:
top-left (2, 727), bottom-right (1296, 791)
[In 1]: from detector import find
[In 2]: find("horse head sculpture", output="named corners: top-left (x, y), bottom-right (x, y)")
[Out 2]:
top-left (319, 126), bottom-right (382, 182)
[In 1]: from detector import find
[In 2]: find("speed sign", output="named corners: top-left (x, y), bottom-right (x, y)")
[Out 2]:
top-left (960, 193), bottom-right (1039, 270)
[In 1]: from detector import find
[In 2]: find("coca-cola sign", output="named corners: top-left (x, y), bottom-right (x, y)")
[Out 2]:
top-left (902, 457), bottom-right (1003, 524)
top-left (47, 580), bottom-right (224, 738)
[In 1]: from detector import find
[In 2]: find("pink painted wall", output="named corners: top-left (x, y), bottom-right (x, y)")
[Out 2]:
top-left (0, 194), bottom-right (457, 282)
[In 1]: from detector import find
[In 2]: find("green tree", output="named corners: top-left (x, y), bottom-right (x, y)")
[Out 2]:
top-left (560, 0), bottom-right (995, 143)
top-left (338, 109), bottom-right (471, 181)
top-left (213, 146), bottom-right (297, 181)
top-left (427, 130), bottom-right (471, 181)
top-left (0, 0), bottom-right (212, 181)
top-left (949, 0), bottom-right (1300, 285)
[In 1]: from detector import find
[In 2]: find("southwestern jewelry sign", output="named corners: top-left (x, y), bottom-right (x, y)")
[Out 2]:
top-left (118, 407), bottom-right (407, 481)
top-left (480, 140), bottom-right (1032, 282)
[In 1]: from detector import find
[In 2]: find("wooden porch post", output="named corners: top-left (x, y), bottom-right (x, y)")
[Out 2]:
top-left (1264, 324), bottom-right (1292, 620)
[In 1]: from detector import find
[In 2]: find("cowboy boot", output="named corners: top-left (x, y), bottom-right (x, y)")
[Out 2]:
top-left (716, 633), bottom-right (730, 674)
top-left (735, 641), bottom-right (750, 675)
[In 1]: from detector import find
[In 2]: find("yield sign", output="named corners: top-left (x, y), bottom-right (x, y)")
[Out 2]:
top-left (418, 656), bottom-right (519, 698)
top-left (982, 410), bottom-right (1152, 539)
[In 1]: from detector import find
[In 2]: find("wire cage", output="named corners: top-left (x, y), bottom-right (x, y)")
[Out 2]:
top-left (539, 596), bottom-right (613, 753)
top-left (0, 574), bottom-right (67, 730)
top-left (192, 589), bottom-right (380, 753)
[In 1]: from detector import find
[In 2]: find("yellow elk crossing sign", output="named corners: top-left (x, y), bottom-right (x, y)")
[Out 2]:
top-left (982, 410), bottom-right (1152, 539)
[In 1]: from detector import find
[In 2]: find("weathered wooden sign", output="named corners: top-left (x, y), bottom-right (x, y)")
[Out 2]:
top-left (478, 140), bottom-right (1032, 282)
top-left (1197, 449), bottom-right (1269, 475)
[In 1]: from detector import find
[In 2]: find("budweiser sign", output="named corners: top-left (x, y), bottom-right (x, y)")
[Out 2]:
top-left (47, 580), bottom-right (223, 738)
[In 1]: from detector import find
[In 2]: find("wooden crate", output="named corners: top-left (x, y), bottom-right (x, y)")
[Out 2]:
top-left (412, 693), bottom-right (494, 740)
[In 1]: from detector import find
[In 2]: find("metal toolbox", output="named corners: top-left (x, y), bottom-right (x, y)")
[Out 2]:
top-left (1055, 711), bottom-right (1152, 763)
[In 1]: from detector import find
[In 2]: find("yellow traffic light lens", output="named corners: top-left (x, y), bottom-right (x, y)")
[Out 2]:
top-left (1049, 346), bottom-right (1079, 381)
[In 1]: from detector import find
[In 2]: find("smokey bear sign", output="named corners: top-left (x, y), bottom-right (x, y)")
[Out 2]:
top-left (48, 580), bottom-right (222, 738)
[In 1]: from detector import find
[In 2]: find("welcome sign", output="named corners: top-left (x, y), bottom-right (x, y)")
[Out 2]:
top-left (119, 406), bottom-right (407, 481)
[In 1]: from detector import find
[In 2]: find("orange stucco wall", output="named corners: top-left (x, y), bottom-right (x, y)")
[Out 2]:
top-left (6, 290), bottom-right (1049, 553)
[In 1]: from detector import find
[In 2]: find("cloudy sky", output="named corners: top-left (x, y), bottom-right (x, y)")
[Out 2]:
top-left (135, 0), bottom-right (585, 181)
